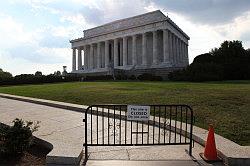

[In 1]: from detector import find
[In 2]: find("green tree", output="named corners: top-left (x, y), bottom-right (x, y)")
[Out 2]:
top-left (35, 71), bottom-right (42, 76)
top-left (169, 40), bottom-right (250, 81)
top-left (54, 71), bottom-right (61, 76)
top-left (0, 68), bottom-right (12, 80)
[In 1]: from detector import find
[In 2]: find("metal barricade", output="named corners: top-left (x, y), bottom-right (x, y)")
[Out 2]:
top-left (83, 104), bottom-right (194, 163)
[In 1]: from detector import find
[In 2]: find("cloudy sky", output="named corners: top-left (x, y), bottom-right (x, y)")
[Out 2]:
top-left (0, 0), bottom-right (250, 75)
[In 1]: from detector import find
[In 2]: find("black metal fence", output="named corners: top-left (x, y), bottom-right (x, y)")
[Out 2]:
top-left (83, 104), bottom-right (194, 162)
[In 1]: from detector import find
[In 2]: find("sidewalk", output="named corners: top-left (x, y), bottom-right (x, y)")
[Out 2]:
top-left (0, 96), bottom-right (206, 165)
top-left (0, 93), bottom-right (249, 165)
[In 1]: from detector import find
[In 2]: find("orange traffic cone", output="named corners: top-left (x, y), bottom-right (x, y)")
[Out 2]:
top-left (200, 124), bottom-right (221, 162)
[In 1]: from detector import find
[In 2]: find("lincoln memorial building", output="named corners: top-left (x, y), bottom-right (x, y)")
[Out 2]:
top-left (70, 10), bottom-right (190, 78)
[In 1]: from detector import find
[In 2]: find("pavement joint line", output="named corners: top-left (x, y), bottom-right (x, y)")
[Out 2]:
top-left (37, 124), bottom-right (84, 137)
top-left (90, 148), bottom-right (127, 154)
top-left (38, 130), bottom-right (57, 137)
top-left (0, 93), bottom-right (249, 166)
top-left (58, 124), bottom-right (84, 132)
top-left (126, 149), bottom-right (130, 160)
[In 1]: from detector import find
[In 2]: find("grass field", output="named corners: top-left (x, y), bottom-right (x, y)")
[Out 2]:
top-left (0, 81), bottom-right (249, 145)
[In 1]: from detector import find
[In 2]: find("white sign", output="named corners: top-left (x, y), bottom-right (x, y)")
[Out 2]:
top-left (127, 105), bottom-right (150, 121)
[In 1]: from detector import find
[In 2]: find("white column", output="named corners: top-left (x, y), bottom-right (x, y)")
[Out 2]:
top-left (173, 34), bottom-right (177, 65)
top-left (169, 32), bottom-right (173, 65)
top-left (83, 46), bottom-right (87, 70)
top-left (179, 39), bottom-right (182, 65)
top-left (181, 41), bottom-right (185, 66)
top-left (132, 35), bottom-right (137, 66)
top-left (153, 31), bottom-right (158, 65)
top-left (172, 35), bottom-right (175, 65)
top-left (177, 38), bottom-right (180, 65)
top-left (105, 40), bottom-right (109, 68)
top-left (123, 37), bottom-right (127, 67)
top-left (174, 35), bottom-right (178, 65)
top-left (77, 47), bottom-right (82, 70)
top-left (87, 45), bottom-right (90, 69)
top-left (72, 48), bottom-right (76, 71)
top-left (114, 38), bottom-right (119, 67)
top-left (163, 29), bottom-right (170, 63)
top-left (142, 33), bottom-right (147, 65)
top-left (185, 44), bottom-right (189, 65)
top-left (89, 44), bottom-right (93, 69)
top-left (97, 42), bottom-right (101, 69)
top-left (179, 41), bottom-right (183, 66)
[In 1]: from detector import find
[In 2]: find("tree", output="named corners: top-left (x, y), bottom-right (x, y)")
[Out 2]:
top-left (169, 40), bottom-right (250, 81)
top-left (193, 53), bottom-right (214, 64)
top-left (54, 71), bottom-right (61, 76)
top-left (0, 68), bottom-right (12, 80)
top-left (35, 71), bottom-right (42, 76)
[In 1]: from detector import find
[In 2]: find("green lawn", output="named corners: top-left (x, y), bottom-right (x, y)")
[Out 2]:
top-left (0, 81), bottom-right (249, 146)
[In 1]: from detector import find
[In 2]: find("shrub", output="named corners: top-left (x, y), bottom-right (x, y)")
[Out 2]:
top-left (186, 63), bottom-right (223, 82)
top-left (128, 75), bottom-right (137, 80)
top-left (0, 119), bottom-right (39, 155)
top-left (115, 73), bottom-right (128, 80)
top-left (138, 73), bottom-right (163, 81)
top-left (0, 74), bottom-right (81, 85)
top-left (114, 70), bottom-right (128, 80)
top-left (85, 75), bottom-right (113, 81)
top-left (169, 63), bottom-right (223, 82)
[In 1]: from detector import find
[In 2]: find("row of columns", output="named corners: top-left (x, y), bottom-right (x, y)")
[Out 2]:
top-left (72, 29), bottom-right (188, 71)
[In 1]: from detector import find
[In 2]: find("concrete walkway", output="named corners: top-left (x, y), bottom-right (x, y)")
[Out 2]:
top-left (0, 93), bottom-right (248, 166)
top-left (0, 97), bottom-right (85, 165)
top-left (0, 97), bottom-right (222, 166)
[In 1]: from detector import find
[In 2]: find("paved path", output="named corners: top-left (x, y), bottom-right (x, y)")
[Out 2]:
top-left (86, 160), bottom-right (198, 166)
top-left (0, 97), bottom-right (223, 166)
top-left (0, 97), bottom-right (84, 164)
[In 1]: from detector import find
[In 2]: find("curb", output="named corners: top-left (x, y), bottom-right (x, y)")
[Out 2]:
top-left (0, 93), bottom-right (86, 113)
top-left (0, 93), bottom-right (249, 166)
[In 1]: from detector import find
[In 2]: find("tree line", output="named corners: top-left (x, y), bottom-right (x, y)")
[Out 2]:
top-left (0, 70), bottom-right (80, 85)
top-left (169, 40), bottom-right (250, 81)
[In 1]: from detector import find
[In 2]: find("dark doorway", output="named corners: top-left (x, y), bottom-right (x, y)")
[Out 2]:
top-left (109, 43), bottom-right (112, 61)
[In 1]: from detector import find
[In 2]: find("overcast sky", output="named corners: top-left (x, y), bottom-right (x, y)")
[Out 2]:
top-left (0, 0), bottom-right (250, 75)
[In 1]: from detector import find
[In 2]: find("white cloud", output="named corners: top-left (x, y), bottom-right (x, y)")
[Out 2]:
top-left (0, 14), bottom-right (35, 48)
top-left (71, 0), bottom-right (99, 8)
top-left (0, 47), bottom-right (71, 75)
top-left (0, 56), bottom-right (68, 75)
top-left (162, 11), bottom-right (224, 63)
top-left (0, 12), bottom-right (72, 75)
top-left (213, 11), bottom-right (250, 40)
top-left (150, 0), bottom-right (250, 25)
top-left (156, 5), bottom-right (250, 63)
top-left (36, 47), bottom-right (71, 60)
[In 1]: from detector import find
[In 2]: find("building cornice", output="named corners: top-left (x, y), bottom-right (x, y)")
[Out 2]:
top-left (70, 10), bottom-right (189, 43)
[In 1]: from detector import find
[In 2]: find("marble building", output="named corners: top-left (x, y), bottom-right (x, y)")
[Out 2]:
top-left (70, 10), bottom-right (190, 77)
